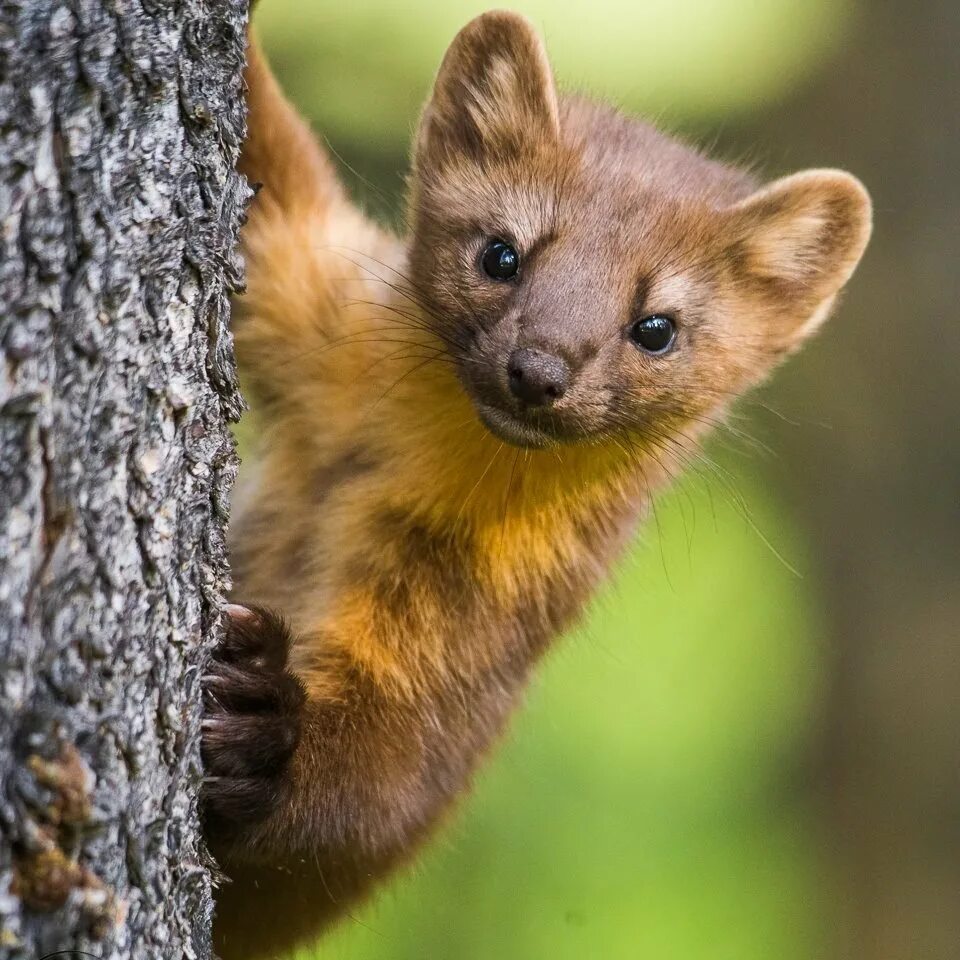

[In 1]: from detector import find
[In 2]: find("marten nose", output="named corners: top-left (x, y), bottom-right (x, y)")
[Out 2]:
top-left (507, 347), bottom-right (570, 407)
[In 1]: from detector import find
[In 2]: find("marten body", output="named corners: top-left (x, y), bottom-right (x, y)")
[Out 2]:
top-left (202, 12), bottom-right (871, 959)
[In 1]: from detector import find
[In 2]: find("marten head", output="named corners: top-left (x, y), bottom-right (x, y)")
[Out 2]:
top-left (406, 11), bottom-right (871, 449)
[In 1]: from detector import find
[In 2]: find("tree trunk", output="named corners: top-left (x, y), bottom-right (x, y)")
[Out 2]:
top-left (0, 1), bottom-right (248, 957)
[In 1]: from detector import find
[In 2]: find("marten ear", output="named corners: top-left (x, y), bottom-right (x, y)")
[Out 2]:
top-left (725, 170), bottom-right (872, 347)
top-left (415, 11), bottom-right (560, 168)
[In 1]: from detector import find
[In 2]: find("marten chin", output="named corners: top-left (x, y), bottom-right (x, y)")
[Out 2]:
top-left (201, 10), bottom-right (872, 959)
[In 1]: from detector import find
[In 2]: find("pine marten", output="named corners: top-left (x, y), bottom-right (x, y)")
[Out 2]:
top-left (201, 11), bottom-right (871, 959)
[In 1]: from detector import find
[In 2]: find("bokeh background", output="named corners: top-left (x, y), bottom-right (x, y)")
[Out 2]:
top-left (241, 2), bottom-right (959, 958)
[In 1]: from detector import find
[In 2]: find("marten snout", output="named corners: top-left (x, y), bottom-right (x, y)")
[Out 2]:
top-left (507, 347), bottom-right (570, 407)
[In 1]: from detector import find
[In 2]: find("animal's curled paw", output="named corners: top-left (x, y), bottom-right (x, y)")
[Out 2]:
top-left (201, 604), bottom-right (306, 842)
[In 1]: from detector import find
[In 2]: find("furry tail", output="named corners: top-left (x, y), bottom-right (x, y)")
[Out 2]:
top-left (240, 34), bottom-right (343, 218)
top-left (235, 34), bottom-right (349, 409)
top-left (234, 33), bottom-right (399, 416)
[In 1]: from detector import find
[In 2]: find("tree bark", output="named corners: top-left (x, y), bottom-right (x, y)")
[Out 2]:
top-left (0, 1), bottom-right (248, 957)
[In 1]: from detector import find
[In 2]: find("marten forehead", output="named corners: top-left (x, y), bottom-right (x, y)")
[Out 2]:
top-left (477, 170), bottom-right (724, 287)
top-left (430, 152), bottom-right (720, 261)
top-left (558, 96), bottom-right (756, 205)
top-left (522, 219), bottom-right (717, 324)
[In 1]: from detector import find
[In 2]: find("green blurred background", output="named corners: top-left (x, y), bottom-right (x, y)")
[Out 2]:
top-left (242, 2), bottom-right (960, 958)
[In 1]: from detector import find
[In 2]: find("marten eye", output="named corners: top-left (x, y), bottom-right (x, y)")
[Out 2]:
top-left (481, 239), bottom-right (520, 281)
top-left (629, 315), bottom-right (676, 355)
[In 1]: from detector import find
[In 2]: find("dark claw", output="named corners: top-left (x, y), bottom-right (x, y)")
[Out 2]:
top-left (201, 605), bottom-right (306, 842)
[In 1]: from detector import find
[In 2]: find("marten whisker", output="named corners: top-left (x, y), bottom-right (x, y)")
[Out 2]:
top-left (637, 427), bottom-right (795, 575)
top-left (327, 247), bottom-right (456, 330)
top-left (498, 448), bottom-right (522, 562)
top-left (454, 441), bottom-right (504, 529)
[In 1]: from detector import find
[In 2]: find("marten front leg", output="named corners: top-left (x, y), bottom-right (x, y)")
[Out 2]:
top-left (201, 605), bottom-right (306, 845)
top-left (201, 601), bottom-right (443, 959)
top-left (201, 596), bottom-right (525, 960)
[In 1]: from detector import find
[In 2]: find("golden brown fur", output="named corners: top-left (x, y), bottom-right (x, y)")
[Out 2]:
top-left (204, 13), bottom-right (871, 959)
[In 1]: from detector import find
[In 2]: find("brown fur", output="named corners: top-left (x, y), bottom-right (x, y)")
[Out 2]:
top-left (205, 13), bottom-right (872, 959)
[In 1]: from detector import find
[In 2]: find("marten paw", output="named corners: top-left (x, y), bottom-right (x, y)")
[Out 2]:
top-left (201, 604), bottom-right (306, 842)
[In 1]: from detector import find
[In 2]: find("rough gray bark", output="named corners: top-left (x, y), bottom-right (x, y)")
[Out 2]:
top-left (0, 1), bottom-right (249, 957)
